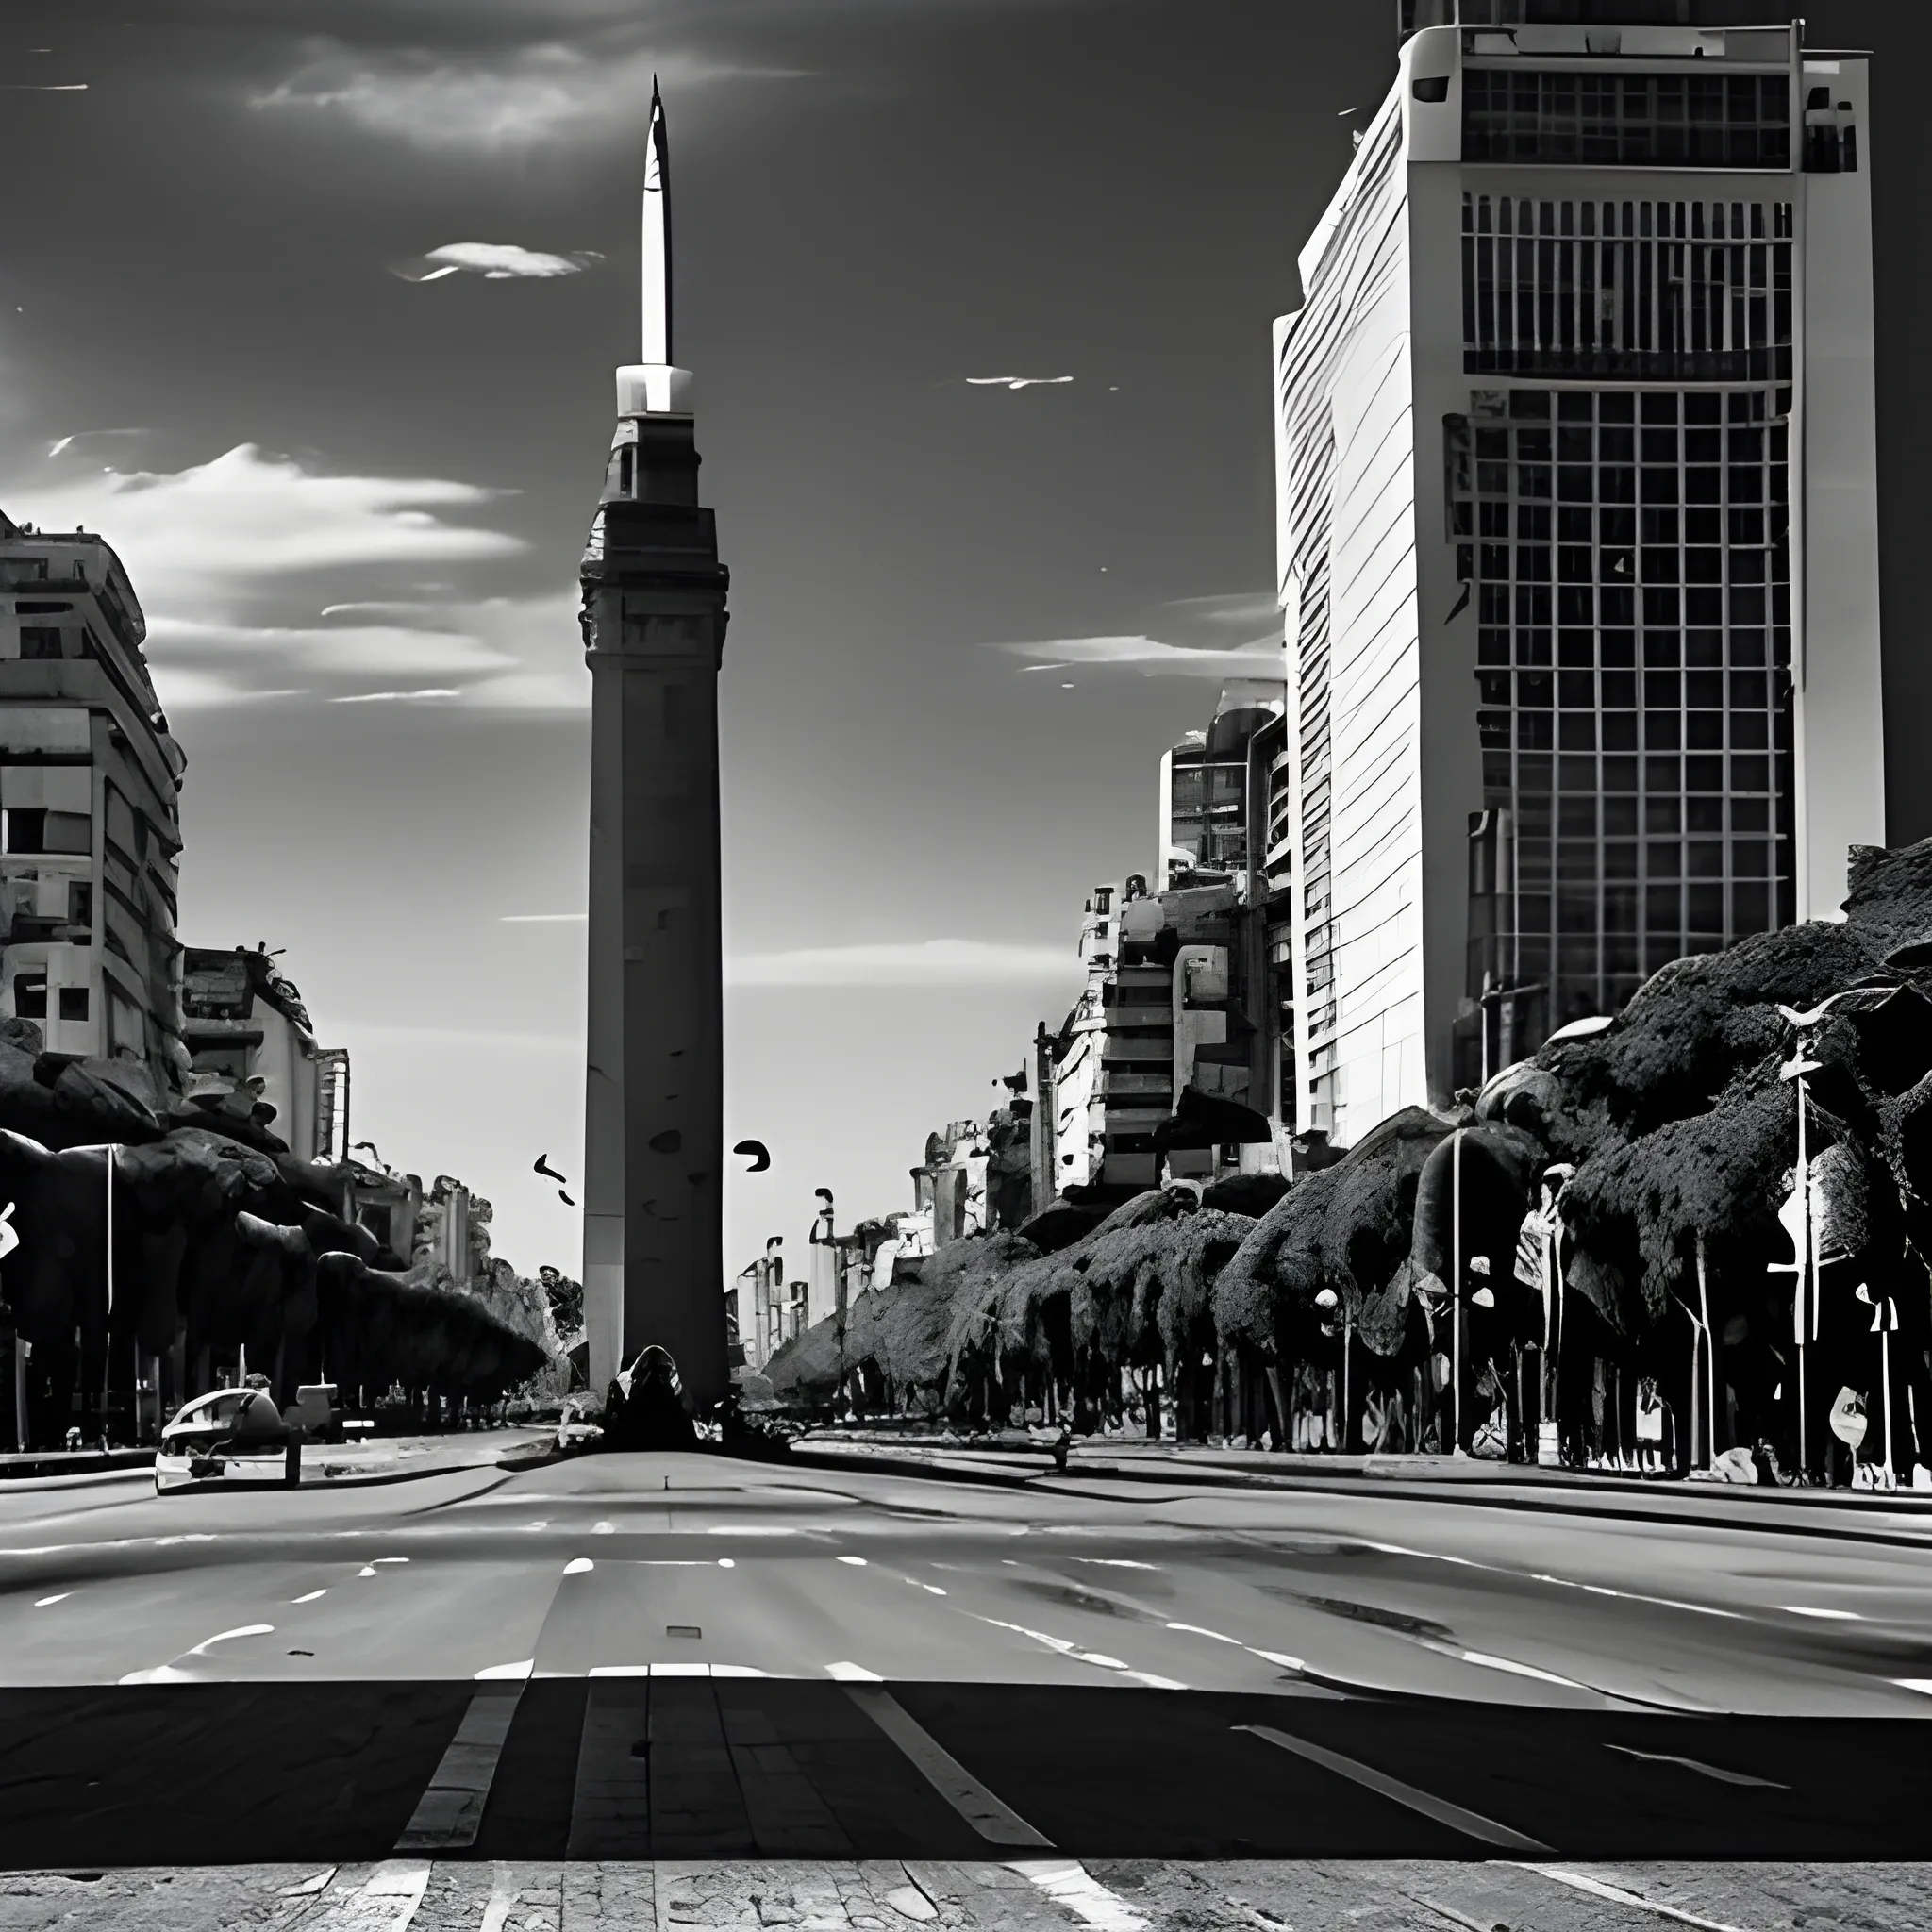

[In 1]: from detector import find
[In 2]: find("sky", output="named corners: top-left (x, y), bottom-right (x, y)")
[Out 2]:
top-left (0, 0), bottom-right (1924, 1287)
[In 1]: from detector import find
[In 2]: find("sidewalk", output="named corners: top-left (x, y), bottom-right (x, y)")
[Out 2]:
top-left (789, 1428), bottom-right (1932, 1541)
top-left (0, 1426), bottom-right (561, 1491)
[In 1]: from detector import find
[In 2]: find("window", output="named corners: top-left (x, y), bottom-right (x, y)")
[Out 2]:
top-left (1462, 195), bottom-right (1794, 384)
top-left (1455, 384), bottom-right (1793, 1027)
top-left (58, 986), bottom-right (87, 1023)
top-left (1463, 70), bottom-right (1790, 169)
top-left (3, 808), bottom-right (44, 854)
top-left (20, 627), bottom-right (62, 660)
top-left (69, 882), bottom-right (92, 931)
top-left (13, 974), bottom-right (45, 1020)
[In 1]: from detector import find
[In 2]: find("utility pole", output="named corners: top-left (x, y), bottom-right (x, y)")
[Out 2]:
top-left (1030, 1022), bottom-right (1057, 1217)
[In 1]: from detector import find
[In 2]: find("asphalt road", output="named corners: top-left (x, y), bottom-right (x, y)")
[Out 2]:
top-left (2, 1441), bottom-right (1930, 1879)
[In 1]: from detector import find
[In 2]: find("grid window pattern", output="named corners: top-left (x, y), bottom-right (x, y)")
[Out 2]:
top-left (1463, 70), bottom-right (1792, 169)
top-left (1449, 386), bottom-right (1794, 1025)
top-left (1463, 196), bottom-right (1792, 382)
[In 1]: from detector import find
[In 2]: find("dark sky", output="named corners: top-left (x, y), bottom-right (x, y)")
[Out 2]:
top-left (0, 0), bottom-right (1922, 1277)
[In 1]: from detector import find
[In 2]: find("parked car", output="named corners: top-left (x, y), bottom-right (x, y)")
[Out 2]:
top-left (154, 1388), bottom-right (290, 1491)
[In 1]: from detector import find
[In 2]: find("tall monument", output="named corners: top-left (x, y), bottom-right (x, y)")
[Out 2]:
top-left (579, 81), bottom-right (731, 1408)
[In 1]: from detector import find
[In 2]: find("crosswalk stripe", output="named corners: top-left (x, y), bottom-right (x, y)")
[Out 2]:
top-left (394, 1685), bottom-right (525, 1852)
top-left (843, 1684), bottom-right (1052, 1848)
top-left (1234, 1724), bottom-right (1551, 1853)
top-left (305, 1861), bottom-right (431, 1930)
top-left (1008, 1859), bottom-right (1152, 1931)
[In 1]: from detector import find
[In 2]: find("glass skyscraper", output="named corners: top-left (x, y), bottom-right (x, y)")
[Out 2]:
top-left (1273, 5), bottom-right (1882, 1142)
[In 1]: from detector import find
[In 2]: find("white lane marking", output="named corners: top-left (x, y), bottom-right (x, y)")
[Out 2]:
top-left (474, 1659), bottom-right (533, 1680)
top-left (1456, 1649), bottom-right (1591, 1690)
top-left (1604, 1743), bottom-right (1789, 1789)
top-left (1236, 1724), bottom-right (1551, 1853)
top-left (33, 1593), bottom-right (68, 1607)
top-left (840, 1555), bottom-right (869, 1566)
top-left (1163, 1621), bottom-right (1303, 1674)
top-left (1529, 1574), bottom-right (1741, 1621)
top-left (188, 1624), bottom-right (274, 1656)
top-left (717, 1557), bottom-right (736, 1568)
top-left (1121, 1671), bottom-right (1189, 1690)
top-left (1073, 1558), bottom-right (1158, 1570)
top-left (1511, 1864), bottom-right (1757, 1932)
top-left (846, 1683), bottom-right (1052, 1847)
top-left (1249, 1648), bottom-right (1307, 1673)
top-left (1364, 1541), bottom-right (1479, 1567)
top-left (521, 1522), bottom-right (548, 1531)
top-left (592, 1521), bottom-right (615, 1534)
top-left (395, 1685), bottom-right (524, 1851)
top-left (1893, 1678), bottom-right (1932, 1696)
top-left (308, 1860), bottom-right (431, 1930)
top-left (358, 1567), bottom-right (379, 1577)
top-left (1008, 1860), bottom-right (1150, 1931)
top-left (276, 1868), bottom-right (336, 1895)
top-left (563, 1557), bottom-right (594, 1575)
top-left (1781, 1605), bottom-right (1861, 1620)
top-left (705, 1524), bottom-right (795, 1535)
top-left (826, 1661), bottom-right (883, 1680)
top-left (974, 1615), bottom-right (1134, 1673)
top-left (292, 1590), bottom-right (327, 1604)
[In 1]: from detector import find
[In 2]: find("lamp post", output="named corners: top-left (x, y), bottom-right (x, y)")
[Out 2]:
top-left (1450, 1127), bottom-right (1464, 1457)
top-left (1774, 990), bottom-right (1882, 1480)
top-left (1671, 1228), bottom-right (1718, 1474)
top-left (1856, 1282), bottom-right (1900, 1490)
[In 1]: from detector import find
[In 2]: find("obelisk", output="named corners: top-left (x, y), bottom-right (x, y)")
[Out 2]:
top-left (579, 80), bottom-right (730, 1410)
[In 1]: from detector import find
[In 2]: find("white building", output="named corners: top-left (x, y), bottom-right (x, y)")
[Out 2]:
top-left (0, 513), bottom-right (191, 1107)
top-left (1274, 5), bottom-right (1881, 1142)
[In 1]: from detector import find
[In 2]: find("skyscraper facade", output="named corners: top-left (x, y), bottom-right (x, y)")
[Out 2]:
top-left (1274, 5), bottom-right (1881, 1144)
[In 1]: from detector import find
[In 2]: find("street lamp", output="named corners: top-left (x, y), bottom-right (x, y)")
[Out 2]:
top-left (1314, 1287), bottom-right (1350, 1452)
top-left (1855, 1281), bottom-right (1900, 1490)
top-left (1671, 1228), bottom-right (1718, 1477)
top-left (1774, 989), bottom-right (1884, 1479)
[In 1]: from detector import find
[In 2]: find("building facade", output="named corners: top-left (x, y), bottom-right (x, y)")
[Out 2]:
top-left (179, 945), bottom-right (349, 1162)
top-left (1274, 4), bottom-right (1882, 1142)
top-left (0, 513), bottom-right (190, 1109)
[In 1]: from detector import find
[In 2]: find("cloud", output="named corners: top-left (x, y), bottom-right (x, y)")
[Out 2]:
top-left (1162, 591), bottom-right (1281, 629)
top-left (727, 939), bottom-right (1077, 989)
top-left (0, 444), bottom-right (593, 712)
top-left (964, 376), bottom-right (1074, 390)
top-left (251, 38), bottom-right (804, 153)
top-left (331, 688), bottom-right (463, 704)
top-left (992, 635), bottom-right (1285, 679)
top-left (9, 443), bottom-right (520, 611)
top-left (391, 242), bottom-right (603, 283)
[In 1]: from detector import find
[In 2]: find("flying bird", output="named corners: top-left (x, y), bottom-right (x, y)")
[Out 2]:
top-left (734, 1139), bottom-right (771, 1173)
top-left (534, 1154), bottom-right (567, 1184)
top-left (965, 376), bottom-right (1074, 391)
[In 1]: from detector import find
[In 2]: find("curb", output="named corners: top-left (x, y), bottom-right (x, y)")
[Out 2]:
top-left (154, 1449), bottom-right (562, 1498)
top-left (789, 1439), bottom-right (1932, 1547)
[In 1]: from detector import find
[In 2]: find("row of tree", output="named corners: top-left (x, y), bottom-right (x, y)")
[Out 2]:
top-left (0, 1035), bottom-right (557, 1447)
top-left (766, 840), bottom-right (1932, 1482)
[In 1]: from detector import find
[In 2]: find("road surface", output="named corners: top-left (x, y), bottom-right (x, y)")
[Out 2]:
top-left (0, 1440), bottom-right (1928, 1924)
